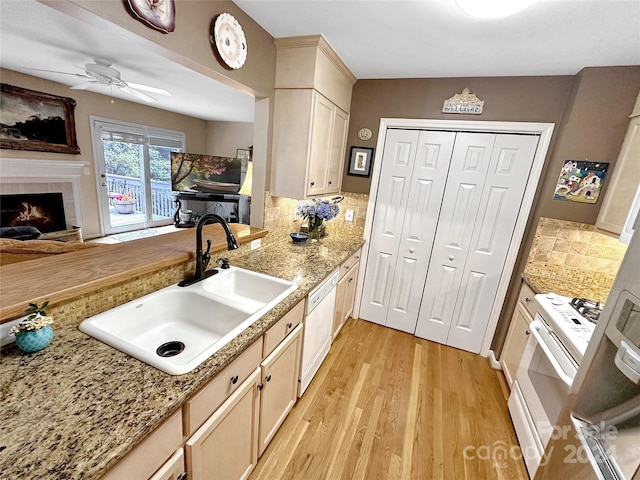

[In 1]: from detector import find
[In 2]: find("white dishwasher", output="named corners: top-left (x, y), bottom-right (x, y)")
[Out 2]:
top-left (299, 269), bottom-right (339, 397)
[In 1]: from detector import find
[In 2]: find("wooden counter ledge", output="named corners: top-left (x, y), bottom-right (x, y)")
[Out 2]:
top-left (0, 224), bottom-right (267, 322)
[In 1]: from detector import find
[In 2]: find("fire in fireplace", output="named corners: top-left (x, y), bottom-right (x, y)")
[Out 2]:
top-left (1, 193), bottom-right (67, 233)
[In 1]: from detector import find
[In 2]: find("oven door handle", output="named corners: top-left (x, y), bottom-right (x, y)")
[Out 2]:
top-left (529, 319), bottom-right (574, 387)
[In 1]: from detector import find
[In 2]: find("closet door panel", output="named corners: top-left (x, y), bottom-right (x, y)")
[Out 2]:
top-left (414, 133), bottom-right (496, 341)
top-left (447, 134), bottom-right (540, 352)
top-left (360, 129), bottom-right (419, 324)
top-left (386, 131), bottom-right (455, 332)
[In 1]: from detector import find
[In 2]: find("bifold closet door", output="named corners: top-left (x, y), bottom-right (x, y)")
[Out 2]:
top-left (359, 129), bottom-right (454, 332)
top-left (415, 133), bottom-right (540, 353)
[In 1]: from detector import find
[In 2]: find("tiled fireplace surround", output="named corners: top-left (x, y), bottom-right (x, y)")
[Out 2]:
top-left (0, 158), bottom-right (86, 232)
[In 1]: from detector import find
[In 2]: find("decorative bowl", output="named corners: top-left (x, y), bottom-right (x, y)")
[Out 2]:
top-left (290, 232), bottom-right (309, 245)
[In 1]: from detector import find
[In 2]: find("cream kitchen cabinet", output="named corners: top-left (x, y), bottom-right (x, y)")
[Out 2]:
top-left (500, 281), bottom-right (537, 388)
top-left (596, 93), bottom-right (640, 236)
top-left (186, 368), bottom-right (261, 480)
top-left (271, 88), bottom-right (349, 199)
top-left (259, 323), bottom-right (303, 455)
top-left (333, 248), bottom-right (361, 341)
top-left (271, 34), bottom-right (355, 200)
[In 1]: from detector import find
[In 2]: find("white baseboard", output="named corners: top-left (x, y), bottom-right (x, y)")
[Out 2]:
top-left (488, 350), bottom-right (502, 370)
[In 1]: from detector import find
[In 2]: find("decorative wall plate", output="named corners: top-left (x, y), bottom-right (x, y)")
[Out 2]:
top-left (211, 13), bottom-right (247, 70)
top-left (126, 0), bottom-right (175, 33)
top-left (358, 128), bottom-right (373, 141)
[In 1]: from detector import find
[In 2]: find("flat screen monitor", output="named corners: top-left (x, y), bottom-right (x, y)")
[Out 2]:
top-left (171, 153), bottom-right (241, 193)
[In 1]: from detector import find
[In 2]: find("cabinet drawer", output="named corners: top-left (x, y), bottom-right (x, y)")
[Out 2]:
top-left (101, 409), bottom-right (183, 480)
top-left (518, 281), bottom-right (537, 320)
top-left (183, 338), bottom-right (263, 437)
top-left (339, 248), bottom-right (362, 279)
top-left (263, 300), bottom-right (304, 358)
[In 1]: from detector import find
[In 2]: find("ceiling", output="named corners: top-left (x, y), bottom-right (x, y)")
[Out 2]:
top-left (1, 0), bottom-right (638, 123)
top-left (235, 0), bottom-right (640, 78)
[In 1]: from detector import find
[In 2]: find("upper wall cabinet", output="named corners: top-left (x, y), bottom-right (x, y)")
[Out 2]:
top-left (271, 35), bottom-right (356, 199)
top-left (596, 92), bottom-right (640, 236)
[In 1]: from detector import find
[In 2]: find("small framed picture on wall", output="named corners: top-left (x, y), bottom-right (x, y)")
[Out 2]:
top-left (348, 146), bottom-right (374, 177)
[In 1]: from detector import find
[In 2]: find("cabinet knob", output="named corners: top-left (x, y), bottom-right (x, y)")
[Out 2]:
top-left (230, 375), bottom-right (239, 385)
top-left (525, 330), bottom-right (530, 336)
top-left (310, 181), bottom-right (315, 187)
top-left (328, 181), bottom-right (332, 185)
top-left (348, 277), bottom-right (353, 283)
top-left (409, 248), bottom-right (415, 253)
top-left (177, 473), bottom-right (188, 480)
top-left (257, 383), bottom-right (264, 391)
top-left (266, 374), bottom-right (272, 382)
top-left (448, 255), bottom-right (454, 261)
top-left (286, 322), bottom-right (293, 329)
top-left (525, 297), bottom-right (531, 303)
top-left (355, 255), bottom-right (360, 260)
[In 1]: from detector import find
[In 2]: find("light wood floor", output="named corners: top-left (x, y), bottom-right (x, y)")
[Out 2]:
top-left (249, 318), bottom-right (528, 480)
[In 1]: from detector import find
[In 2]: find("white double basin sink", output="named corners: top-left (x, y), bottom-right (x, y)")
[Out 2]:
top-left (79, 266), bottom-right (298, 375)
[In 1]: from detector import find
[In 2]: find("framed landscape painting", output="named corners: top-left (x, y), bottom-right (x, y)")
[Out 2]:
top-left (0, 83), bottom-right (80, 154)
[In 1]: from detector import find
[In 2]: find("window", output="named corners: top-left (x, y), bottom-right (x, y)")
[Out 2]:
top-left (91, 117), bottom-right (185, 235)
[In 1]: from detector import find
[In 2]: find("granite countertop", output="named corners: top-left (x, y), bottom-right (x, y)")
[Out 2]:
top-left (522, 272), bottom-right (611, 303)
top-left (0, 231), bottom-right (365, 479)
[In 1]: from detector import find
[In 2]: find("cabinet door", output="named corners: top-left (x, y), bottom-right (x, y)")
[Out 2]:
top-left (500, 303), bottom-right (532, 388)
top-left (307, 92), bottom-right (334, 197)
top-left (186, 368), bottom-right (261, 480)
top-left (326, 106), bottom-right (349, 195)
top-left (259, 324), bottom-right (303, 455)
top-left (343, 262), bottom-right (359, 322)
top-left (596, 114), bottom-right (640, 235)
top-left (332, 273), bottom-right (349, 340)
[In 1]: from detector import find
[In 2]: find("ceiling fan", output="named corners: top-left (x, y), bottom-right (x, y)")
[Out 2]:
top-left (29, 59), bottom-right (171, 103)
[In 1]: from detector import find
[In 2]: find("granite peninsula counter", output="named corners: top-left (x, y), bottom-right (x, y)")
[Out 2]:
top-left (0, 231), bottom-right (365, 479)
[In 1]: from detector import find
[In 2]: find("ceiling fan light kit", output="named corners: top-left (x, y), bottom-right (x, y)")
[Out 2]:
top-left (456, 0), bottom-right (539, 19)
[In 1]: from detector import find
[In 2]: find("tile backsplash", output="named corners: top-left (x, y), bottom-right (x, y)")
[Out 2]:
top-left (524, 217), bottom-right (627, 293)
top-left (262, 191), bottom-right (368, 246)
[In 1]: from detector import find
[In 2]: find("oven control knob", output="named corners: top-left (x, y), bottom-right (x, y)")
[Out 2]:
top-left (552, 299), bottom-right (563, 306)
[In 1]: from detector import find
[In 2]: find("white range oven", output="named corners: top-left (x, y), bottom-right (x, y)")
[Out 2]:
top-left (508, 292), bottom-right (598, 478)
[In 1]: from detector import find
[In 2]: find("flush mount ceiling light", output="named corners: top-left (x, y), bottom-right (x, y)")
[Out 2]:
top-left (456, 0), bottom-right (539, 19)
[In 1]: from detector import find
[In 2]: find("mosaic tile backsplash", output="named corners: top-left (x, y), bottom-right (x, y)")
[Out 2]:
top-left (524, 217), bottom-right (627, 298)
top-left (262, 191), bottom-right (368, 246)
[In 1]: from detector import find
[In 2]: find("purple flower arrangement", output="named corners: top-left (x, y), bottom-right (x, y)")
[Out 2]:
top-left (296, 196), bottom-right (343, 222)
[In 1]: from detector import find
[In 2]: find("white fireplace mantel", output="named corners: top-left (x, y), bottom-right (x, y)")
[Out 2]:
top-left (0, 157), bottom-right (88, 234)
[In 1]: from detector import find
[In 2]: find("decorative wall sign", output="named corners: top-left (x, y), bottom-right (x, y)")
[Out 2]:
top-left (126, 0), bottom-right (175, 33)
top-left (553, 160), bottom-right (609, 204)
top-left (0, 84), bottom-right (80, 154)
top-left (442, 88), bottom-right (484, 114)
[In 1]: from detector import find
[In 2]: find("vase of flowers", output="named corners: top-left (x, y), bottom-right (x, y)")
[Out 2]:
top-left (296, 196), bottom-right (343, 242)
top-left (113, 193), bottom-right (136, 214)
top-left (10, 302), bottom-right (54, 353)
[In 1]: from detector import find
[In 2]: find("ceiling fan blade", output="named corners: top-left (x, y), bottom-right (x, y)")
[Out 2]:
top-left (70, 81), bottom-right (98, 90)
top-left (126, 81), bottom-right (171, 96)
top-left (23, 67), bottom-right (90, 79)
top-left (119, 85), bottom-right (156, 103)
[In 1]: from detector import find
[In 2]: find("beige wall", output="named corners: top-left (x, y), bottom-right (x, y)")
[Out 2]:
top-left (0, 68), bottom-right (208, 237)
top-left (345, 67), bottom-right (640, 355)
top-left (205, 121), bottom-right (254, 158)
